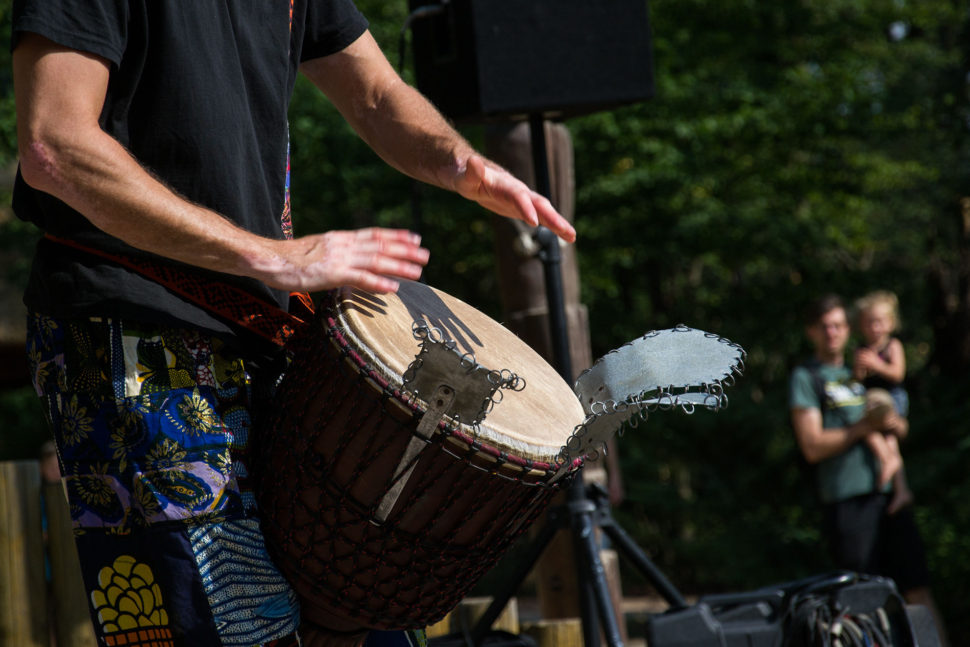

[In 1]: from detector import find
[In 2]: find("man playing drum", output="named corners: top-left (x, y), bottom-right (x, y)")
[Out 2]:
top-left (12, 2), bottom-right (575, 645)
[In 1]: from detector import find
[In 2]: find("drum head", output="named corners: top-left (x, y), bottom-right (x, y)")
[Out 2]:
top-left (334, 280), bottom-right (585, 462)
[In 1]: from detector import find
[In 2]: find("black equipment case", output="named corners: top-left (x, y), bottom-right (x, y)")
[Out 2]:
top-left (645, 571), bottom-right (942, 647)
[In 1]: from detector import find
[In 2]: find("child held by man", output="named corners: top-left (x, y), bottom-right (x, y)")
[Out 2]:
top-left (854, 290), bottom-right (913, 514)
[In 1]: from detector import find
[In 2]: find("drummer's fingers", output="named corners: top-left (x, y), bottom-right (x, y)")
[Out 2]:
top-left (337, 268), bottom-right (400, 294)
top-left (354, 227), bottom-right (423, 247)
top-left (381, 239), bottom-right (431, 266)
top-left (509, 188), bottom-right (540, 228)
top-left (358, 252), bottom-right (427, 281)
top-left (500, 181), bottom-right (577, 244)
top-left (351, 229), bottom-right (430, 266)
top-left (466, 157), bottom-right (577, 243)
top-left (462, 157), bottom-right (535, 224)
top-left (533, 195), bottom-right (577, 243)
top-left (330, 242), bottom-right (427, 293)
top-left (342, 268), bottom-right (403, 294)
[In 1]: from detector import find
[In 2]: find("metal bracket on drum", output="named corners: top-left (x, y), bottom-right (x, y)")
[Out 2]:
top-left (374, 384), bottom-right (456, 524)
top-left (373, 325), bottom-right (524, 524)
top-left (404, 323), bottom-right (525, 426)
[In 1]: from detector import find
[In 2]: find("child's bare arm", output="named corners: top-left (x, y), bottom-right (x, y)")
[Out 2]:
top-left (855, 338), bottom-right (906, 383)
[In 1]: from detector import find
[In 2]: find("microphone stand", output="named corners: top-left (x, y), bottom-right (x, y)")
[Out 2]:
top-left (468, 115), bottom-right (688, 647)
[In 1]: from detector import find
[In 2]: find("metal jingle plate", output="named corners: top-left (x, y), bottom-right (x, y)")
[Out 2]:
top-left (574, 325), bottom-right (745, 415)
top-left (556, 326), bottom-right (745, 468)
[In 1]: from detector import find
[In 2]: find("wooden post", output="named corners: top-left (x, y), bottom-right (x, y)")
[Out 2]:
top-left (485, 121), bottom-right (627, 644)
top-left (43, 480), bottom-right (97, 647)
top-left (0, 461), bottom-right (48, 647)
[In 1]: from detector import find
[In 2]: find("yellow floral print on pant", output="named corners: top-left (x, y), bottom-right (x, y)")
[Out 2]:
top-left (91, 555), bottom-right (174, 646)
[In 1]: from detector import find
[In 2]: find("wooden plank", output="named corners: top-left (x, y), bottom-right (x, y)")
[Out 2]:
top-left (521, 618), bottom-right (583, 647)
top-left (425, 611), bottom-right (454, 639)
top-left (0, 461), bottom-right (47, 647)
top-left (43, 480), bottom-right (97, 647)
top-left (428, 596), bottom-right (520, 638)
top-left (456, 596), bottom-right (520, 636)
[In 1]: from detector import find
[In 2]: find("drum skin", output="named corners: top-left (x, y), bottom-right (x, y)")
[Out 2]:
top-left (257, 281), bottom-right (585, 643)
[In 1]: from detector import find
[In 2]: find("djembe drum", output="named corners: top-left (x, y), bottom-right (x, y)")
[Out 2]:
top-left (257, 280), bottom-right (587, 645)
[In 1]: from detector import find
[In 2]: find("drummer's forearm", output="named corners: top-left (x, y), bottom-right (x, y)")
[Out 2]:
top-left (349, 80), bottom-right (476, 191)
top-left (25, 125), bottom-right (269, 268)
top-left (301, 34), bottom-right (576, 242)
top-left (301, 31), bottom-right (475, 191)
top-left (24, 128), bottom-right (288, 283)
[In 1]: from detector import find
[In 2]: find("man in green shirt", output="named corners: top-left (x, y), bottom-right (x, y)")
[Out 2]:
top-left (789, 294), bottom-right (945, 631)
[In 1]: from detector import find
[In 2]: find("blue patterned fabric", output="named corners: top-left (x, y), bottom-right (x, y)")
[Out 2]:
top-left (28, 313), bottom-right (300, 646)
top-left (188, 520), bottom-right (300, 646)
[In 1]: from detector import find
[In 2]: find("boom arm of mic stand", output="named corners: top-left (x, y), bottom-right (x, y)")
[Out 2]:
top-left (535, 225), bottom-right (573, 380)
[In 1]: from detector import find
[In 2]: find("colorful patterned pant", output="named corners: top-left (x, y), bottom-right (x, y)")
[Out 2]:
top-left (28, 313), bottom-right (301, 646)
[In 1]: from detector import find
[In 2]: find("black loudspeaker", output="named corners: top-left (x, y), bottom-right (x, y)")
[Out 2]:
top-left (407, 0), bottom-right (655, 122)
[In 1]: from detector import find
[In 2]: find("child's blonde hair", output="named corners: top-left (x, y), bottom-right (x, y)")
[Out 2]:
top-left (854, 290), bottom-right (900, 332)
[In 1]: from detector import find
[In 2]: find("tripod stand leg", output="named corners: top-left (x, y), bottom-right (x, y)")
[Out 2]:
top-left (577, 569), bottom-right (601, 647)
top-left (600, 514), bottom-right (688, 609)
top-left (570, 483), bottom-right (625, 647)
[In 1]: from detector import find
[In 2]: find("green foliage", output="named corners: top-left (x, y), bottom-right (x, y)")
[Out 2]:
top-left (0, 2), bottom-right (16, 164)
top-left (572, 0), bottom-right (965, 359)
top-left (564, 0), bottom-right (970, 640)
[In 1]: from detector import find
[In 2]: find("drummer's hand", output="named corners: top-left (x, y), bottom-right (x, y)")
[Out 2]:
top-left (259, 228), bottom-right (429, 294)
top-left (453, 154), bottom-right (577, 243)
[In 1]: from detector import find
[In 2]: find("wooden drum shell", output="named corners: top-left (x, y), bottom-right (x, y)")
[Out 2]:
top-left (257, 283), bottom-right (584, 639)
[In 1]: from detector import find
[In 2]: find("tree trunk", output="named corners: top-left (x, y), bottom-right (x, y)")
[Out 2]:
top-left (928, 196), bottom-right (970, 377)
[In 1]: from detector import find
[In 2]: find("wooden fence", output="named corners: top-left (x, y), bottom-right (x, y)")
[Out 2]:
top-left (0, 460), bottom-right (97, 647)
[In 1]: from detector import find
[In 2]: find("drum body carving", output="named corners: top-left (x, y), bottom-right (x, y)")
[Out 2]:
top-left (257, 281), bottom-right (586, 641)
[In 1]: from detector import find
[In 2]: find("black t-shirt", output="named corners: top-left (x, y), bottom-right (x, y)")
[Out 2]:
top-left (12, 0), bottom-right (368, 339)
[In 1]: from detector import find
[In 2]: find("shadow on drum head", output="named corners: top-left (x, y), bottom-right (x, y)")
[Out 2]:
top-left (343, 291), bottom-right (389, 317)
top-left (400, 281), bottom-right (483, 354)
top-left (342, 283), bottom-right (484, 354)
